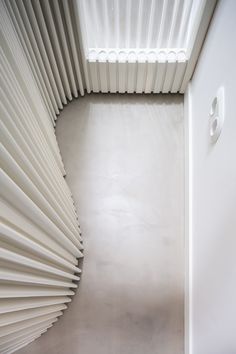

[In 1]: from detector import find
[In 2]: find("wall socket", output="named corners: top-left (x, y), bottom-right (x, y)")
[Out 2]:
top-left (209, 87), bottom-right (225, 143)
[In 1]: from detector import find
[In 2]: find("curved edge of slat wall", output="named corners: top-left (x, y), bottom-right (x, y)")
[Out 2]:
top-left (0, 1), bottom-right (83, 353)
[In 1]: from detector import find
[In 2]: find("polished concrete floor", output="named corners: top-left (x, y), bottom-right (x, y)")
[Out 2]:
top-left (18, 94), bottom-right (184, 354)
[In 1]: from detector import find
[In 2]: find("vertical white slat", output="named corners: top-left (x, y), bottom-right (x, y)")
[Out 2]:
top-left (40, 0), bottom-right (72, 101)
top-left (5, 1), bottom-right (56, 123)
top-left (118, 51), bottom-right (127, 93)
top-left (61, 0), bottom-right (84, 96)
top-left (145, 51), bottom-right (157, 93)
top-left (162, 51), bottom-right (177, 93)
top-left (13, 0), bottom-right (60, 115)
top-left (176, 0), bottom-right (194, 48)
top-left (23, 0), bottom-right (63, 110)
top-left (167, 0), bottom-right (181, 48)
top-left (103, 0), bottom-right (109, 49)
top-left (136, 0), bottom-right (144, 48)
top-left (115, 0), bottom-right (120, 49)
top-left (51, 0), bottom-right (78, 98)
top-left (98, 51), bottom-right (108, 93)
top-left (32, 0), bottom-right (67, 105)
top-left (146, 0), bottom-right (156, 48)
top-left (95, 0), bottom-right (104, 48)
top-left (118, 0), bottom-right (126, 48)
top-left (153, 52), bottom-right (167, 93)
top-left (87, 0), bottom-right (98, 48)
top-left (88, 50), bottom-right (99, 93)
top-left (127, 52), bottom-right (137, 94)
top-left (136, 52), bottom-right (147, 94)
top-left (183, 0), bottom-right (198, 50)
top-left (108, 51), bottom-right (117, 93)
top-left (77, 0), bottom-right (91, 49)
top-left (171, 51), bottom-right (187, 93)
top-left (72, 0), bottom-right (91, 93)
top-left (125, 0), bottom-right (132, 48)
top-left (156, 0), bottom-right (169, 49)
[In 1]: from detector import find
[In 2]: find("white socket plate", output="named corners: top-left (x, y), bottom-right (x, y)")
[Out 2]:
top-left (209, 87), bottom-right (225, 143)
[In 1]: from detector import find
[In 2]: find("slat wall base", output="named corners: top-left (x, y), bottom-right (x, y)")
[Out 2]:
top-left (87, 49), bottom-right (188, 93)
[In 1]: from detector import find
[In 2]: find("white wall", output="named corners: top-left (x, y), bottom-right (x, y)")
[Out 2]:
top-left (186, 1), bottom-right (236, 353)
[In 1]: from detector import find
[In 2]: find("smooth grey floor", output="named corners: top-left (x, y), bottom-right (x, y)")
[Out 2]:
top-left (18, 94), bottom-right (184, 354)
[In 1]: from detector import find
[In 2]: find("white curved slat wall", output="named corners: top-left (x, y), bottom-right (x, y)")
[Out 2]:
top-left (0, 0), bottom-right (84, 353)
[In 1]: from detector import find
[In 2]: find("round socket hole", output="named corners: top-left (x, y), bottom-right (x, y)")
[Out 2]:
top-left (210, 117), bottom-right (218, 137)
top-left (210, 97), bottom-right (218, 116)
